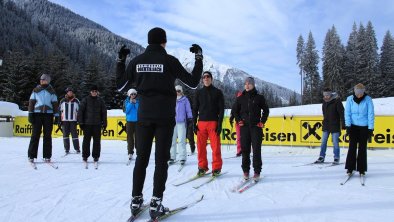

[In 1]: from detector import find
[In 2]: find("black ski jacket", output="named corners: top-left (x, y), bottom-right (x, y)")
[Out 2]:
top-left (78, 95), bottom-right (107, 126)
top-left (232, 88), bottom-right (269, 126)
top-left (193, 85), bottom-right (224, 124)
top-left (116, 44), bottom-right (203, 121)
top-left (322, 94), bottom-right (345, 133)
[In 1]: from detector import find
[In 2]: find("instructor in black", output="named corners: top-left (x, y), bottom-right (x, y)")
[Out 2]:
top-left (116, 27), bottom-right (203, 220)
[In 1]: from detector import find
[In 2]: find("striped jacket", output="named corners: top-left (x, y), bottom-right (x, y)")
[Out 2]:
top-left (59, 96), bottom-right (80, 122)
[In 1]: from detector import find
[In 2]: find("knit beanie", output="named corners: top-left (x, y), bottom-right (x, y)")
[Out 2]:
top-left (322, 88), bottom-right (332, 97)
top-left (245, 77), bottom-right (255, 86)
top-left (202, 71), bottom-right (213, 79)
top-left (354, 83), bottom-right (366, 95)
top-left (175, 85), bottom-right (183, 92)
top-left (40, 74), bottom-right (51, 83)
top-left (127, 88), bottom-right (137, 96)
top-left (148, 27), bottom-right (167, 44)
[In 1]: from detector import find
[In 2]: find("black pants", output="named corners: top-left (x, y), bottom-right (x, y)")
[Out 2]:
top-left (28, 113), bottom-right (54, 159)
top-left (240, 125), bottom-right (263, 174)
top-left (345, 125), bottom-right (369, 173)
top-left (82, 125), bottom-right (102, 161)
top-left (62, 121), bottom-right (80, 152)
top-left (126, 121), bottom-right (137, 155)
top-left (186, 121), bottom-right (195, 153)
top-left (132, 120), bottom-right (175, 199)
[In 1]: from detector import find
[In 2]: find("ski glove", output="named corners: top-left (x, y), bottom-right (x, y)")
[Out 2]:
top-left (193, 123), bottom-right (199, 135)
top-left (118, 45), bottom-right (130, 62)
top-left (79, 124), bottom-right (85, 131)
top-left (189, 44), bottom-right (203, 60)
top-left (102, 124), bottom-right (107, 131)
top-left (345, 127), bottom-right (350, 136)
top-left (368, 129), bottom-right (374, 138)
top-left (54, 116), bottom-right (60, 125)
top-left (215, 122), bottom-right (222, 136)
top-left (28, 113), bottom-right (35, 124)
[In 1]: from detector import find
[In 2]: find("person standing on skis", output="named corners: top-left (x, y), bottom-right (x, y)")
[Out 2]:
top-left (27, 74), bottom-right (59, 163)
top-left (169, 85), bottom-right (193, 165)
top-left (344, 83), bottom-right (374, 176)
top-left (193, 71), bottom-right (224, 177)
top-left (116, 27), bottom-right (203, 220)
top-left (123, 88), bottom-right (139, 161)
top-left (59, 87), bottom-right (81, 154)
top-left (232, 77), bottom-right (269, 181)
top-left (314, 88), bottom-right (345, 164)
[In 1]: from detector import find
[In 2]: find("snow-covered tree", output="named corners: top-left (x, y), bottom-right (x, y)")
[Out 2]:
top-left (322, 25), bottom-right (345, 97)
top-left (379, 31), bottom-right (394, 97)
top-left (303, 32), bottom-right (321, 104)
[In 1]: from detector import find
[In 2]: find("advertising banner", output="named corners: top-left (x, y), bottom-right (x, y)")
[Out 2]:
top-left (14, 115), bottom-right (394, 148)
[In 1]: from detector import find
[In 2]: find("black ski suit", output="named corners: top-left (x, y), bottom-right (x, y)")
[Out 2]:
top-left (116, 44), bottom-right (202, 198)
top-left (78, 95), bottom-right (107, 161)
top-left (232, 88), bottom-right (269, 174)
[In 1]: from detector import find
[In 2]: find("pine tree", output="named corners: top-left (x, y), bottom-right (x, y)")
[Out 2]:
top-left (355, 21), bottom-right (379, 96)
top-left (296, 35), bottom-right (305, 104)
top-left (379, 31), bottom-right (394, 97)
top-left (322, 26), bottom-right (345, 97)
top-left (343, 23), bottom-right (358, 95)
top-left (303, 32), bottom-right (321, 104)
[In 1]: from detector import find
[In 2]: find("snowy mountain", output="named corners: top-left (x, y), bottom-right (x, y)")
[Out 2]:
top-left (169, 49), bottom-right (300, 105)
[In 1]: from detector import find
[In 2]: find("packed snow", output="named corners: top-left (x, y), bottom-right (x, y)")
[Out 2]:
top-left (1, 137), bottom-right (394, 222)
top-left (1, 98), bottom-right (394, 221)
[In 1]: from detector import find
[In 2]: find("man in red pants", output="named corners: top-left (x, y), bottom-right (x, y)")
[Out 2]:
top-left (193, 71), bottom-right (224, 177)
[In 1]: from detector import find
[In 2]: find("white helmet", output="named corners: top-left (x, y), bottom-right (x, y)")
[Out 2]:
top-left (127, 88), bottom-right (137, 96)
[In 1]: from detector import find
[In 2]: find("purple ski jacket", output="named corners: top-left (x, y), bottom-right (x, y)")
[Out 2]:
top-left (175, 96), bottom-right (192, 122)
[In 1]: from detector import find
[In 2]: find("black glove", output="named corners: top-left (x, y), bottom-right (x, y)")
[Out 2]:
top-left (54, 116), bottom-right (60, 125)
top-left (79, 124), bottom-right (85, 131)
top-left (118, 45), bottom-right (130, 62)
top-left (102, 124), bottom-right (107, 131)
top-left (28, 113), bottom-right (35, 124)
top-left (189, 44), bottom-right (203, 60)
top-left (346, 127), bottom-right (350, 136)
top-left (187, 118), bottom-right (193, 125)
top-left (193, 123), bottom-right (199, 135)
top-left (216, 122), bottom-right (222, 136)
top-left (368, 129), bottom-right (374, 138)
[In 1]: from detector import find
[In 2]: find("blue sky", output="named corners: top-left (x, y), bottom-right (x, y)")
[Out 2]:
top-left (49, 0), bottom-right (394, 93)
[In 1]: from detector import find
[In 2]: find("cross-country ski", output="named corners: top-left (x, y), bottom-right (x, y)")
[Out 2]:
top-left (126, 204), bottom-right (149, 222)
top-left (340, 173), bottom-right (354, 185)
top-left (146, 195), bottom-right (204, 222)
top-left (193, 171), bottom-right (228, 189)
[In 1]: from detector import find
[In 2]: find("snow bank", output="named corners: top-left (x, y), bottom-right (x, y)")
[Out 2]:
top-left (0, 101), bottom-right (23, 117)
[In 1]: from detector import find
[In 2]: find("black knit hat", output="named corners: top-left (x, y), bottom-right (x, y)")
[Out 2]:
top-left (148, 27), bottom-right (167, 44)
top-left (202, 71), bottom-right (213, 79)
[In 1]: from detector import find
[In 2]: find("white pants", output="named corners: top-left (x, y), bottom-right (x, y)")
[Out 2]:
top-left (170, 122), bottom-right (187, 161)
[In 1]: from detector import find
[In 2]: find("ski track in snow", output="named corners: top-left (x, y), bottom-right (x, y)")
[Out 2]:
top-left (1, 137), bottom-right (394, 222)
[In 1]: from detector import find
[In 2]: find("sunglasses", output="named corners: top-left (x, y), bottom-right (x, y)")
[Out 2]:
top-left (202, 75), bottom-right (211, 79)
top-left (91, 90), bottom-right (98, 93)
top-left (130, 93), bottom-right (137, 96)
top-left (176, 90), bottom-right (182, 93)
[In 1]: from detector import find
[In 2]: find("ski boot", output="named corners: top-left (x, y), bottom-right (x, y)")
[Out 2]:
top-left (212, 169), bottom-right (221, 177)
top-left (149, 196), bottom-right (169, 219)
top-left (130, 195), bottom-right (144, 216)
top-left (314, 156), bottom-right (324, 163)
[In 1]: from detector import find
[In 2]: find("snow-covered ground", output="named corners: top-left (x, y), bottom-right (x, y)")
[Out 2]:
top-left (1, 137), bottom-right (394, 222)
